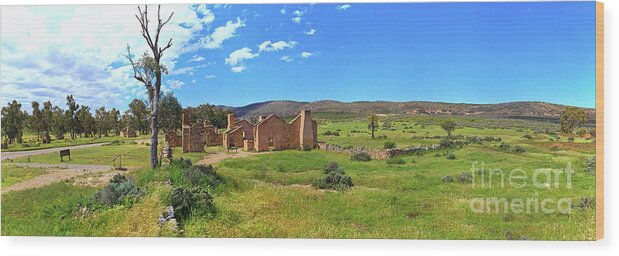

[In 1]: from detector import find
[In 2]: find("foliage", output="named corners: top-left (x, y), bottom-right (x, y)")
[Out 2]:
top-left (350, 152), bottom-right (372, 161)
top-left (383, 141), bottom-right (397, 149)
top-left (170, 186), bottom-right (214, 221)
top-left (584, 156), bottom-right (596, 176)
top-left (445, 152), bottom-right (456, 160)
top-left (127, 98), bottom-right (150, 135)
top-left (441, 120), bottom-right (457, 137)
top-left (315, 162), bottom-right (354, 190)
top-left (91, 174), bottom-right (142, 206)
top-left (65, 95), bottom-right (80, 139)
top-left (158, 92), bottom-right (183, 133)
top-left (367, 114), bottom-right (379, 139)
top-left (186, 104), bottom-right (232, 129)
top-left (560, 107), bottom-right (588, 133)
top-left (183, 164), bottom-right (223, 188)
top-left (522, 134), bottom-right (533, 140)
top-left (323, 131), bottom-right (340, 136)
top-left (1, 100), bottom-right (27, 144)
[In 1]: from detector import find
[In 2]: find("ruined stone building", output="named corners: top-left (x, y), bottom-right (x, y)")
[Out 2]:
top-left (167, 109), bottom-right (318, 153)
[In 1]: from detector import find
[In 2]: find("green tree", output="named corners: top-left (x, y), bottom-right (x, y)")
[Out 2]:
top-left (367, 114), bottom-right (379, 139)
top-left (95, 106), bottom-right (110, 137)
top-left (441, 120), bottom-right (457, 137)
top-left (29, 101), bottom-right (43, 141)
top-left (77, 106), bottom-right (95, 137)
top-left (51, 106), bottom-right (68, 139)
top-left (125, 5), bottom-right (175, 169)
top-left (158, 92), bottom-right (183, 132)
top-left (41, 101), bottom-right (53, 136)
top-left (186, 104), bottom-right (231, 129)
top-left (65, 95), bottom-right (80, 139)
top-left (128, 98), bottom-right (150, 135)
top-left (108, 108), bottom-right (121, 136)
top-left (1, 100), bottom-right (27, 144)
top-left (560, 107), bottom-right (588, 133)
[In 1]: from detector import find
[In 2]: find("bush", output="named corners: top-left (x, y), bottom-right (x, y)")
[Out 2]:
top-left (511, 145), bottom-right (526, 153)
top-left (458, 172), bottom-right (473, 183)
top-left (550, 146), bottom-right (561, 152)
top-left (383, 141), bottom-right (397, 149)
top-left (522, 134), bottom-right (533, 140)
top-left (315, 162), bottom-right (354, 190)
top-left (567, 137), bottom-right (575, 142)
top-left (584, 156), bottom-right (596, 176)
top-left (498, 143), bottom-right (524, 153)
top-left (323, 131), bottom-right (340, 136)
top-left (386, 157), bottom-right (406, 165)
top-left (91, 174), bottom-right (142, 206)
top-left (445, 152), bottom-right (456, 160)
top-left (177, 157), bottom-right (193, 168)
top-left (376, 135), bottom-right (388, 139)
top-left (350, 152), bottom-right (371, 161)
top-left (441, 175), bottom-right (453, 183)
top-left (183, 164), bottom-right (222, 188)
top-left (170, 186), bottom-right (214, 221)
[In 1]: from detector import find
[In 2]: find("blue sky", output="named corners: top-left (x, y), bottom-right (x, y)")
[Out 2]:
top-left (1, 2), bottom-right (597, 111)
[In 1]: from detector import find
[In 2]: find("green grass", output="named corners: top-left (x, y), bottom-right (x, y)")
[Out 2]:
top-left (1, 134), bottom-right (150, 152)
top-left (0, 115), bottom-right (597, 239)
top-left (1, 164), bottom-right (50, 188)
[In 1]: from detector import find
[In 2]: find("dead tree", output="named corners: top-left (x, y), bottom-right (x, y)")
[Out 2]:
top-left (125, 5), bottom-right (174, 169)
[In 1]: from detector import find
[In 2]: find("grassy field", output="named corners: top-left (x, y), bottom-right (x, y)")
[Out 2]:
top-left (0, 115), bottom-right (597, 239)
top-left (1, 164), bottom-right (50, 188)
top-left (1, 134), bottom-right (150, 152)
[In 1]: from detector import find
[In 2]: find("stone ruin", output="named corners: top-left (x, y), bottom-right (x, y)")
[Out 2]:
top-left (166, 109), bottom-right (318, 153)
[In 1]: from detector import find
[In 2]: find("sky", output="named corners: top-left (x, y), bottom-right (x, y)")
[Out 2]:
top-left (0, 2), bottom-right (597, 112)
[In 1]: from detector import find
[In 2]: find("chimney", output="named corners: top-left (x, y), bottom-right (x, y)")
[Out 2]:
top-left (258, 115), bottom-right (267, 122)
top-left (182, 109), bottom-right (191, 128)
top-left (227, 113), bottom-right (236, 131)
top-left (299, 110), bottom-right (316, 149)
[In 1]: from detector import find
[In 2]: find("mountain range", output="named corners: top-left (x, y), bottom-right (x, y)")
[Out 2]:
top-left (227, 100), bottom-right (595, 123)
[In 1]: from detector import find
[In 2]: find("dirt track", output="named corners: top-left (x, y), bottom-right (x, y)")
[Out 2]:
top-left (2, 163), bottom-right (113, 194)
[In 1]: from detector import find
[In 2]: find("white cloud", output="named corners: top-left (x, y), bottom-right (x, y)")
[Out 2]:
top-left (291, 9), bottom-right (305, 23)
top-left (280, 55), bottom-right (292, 62)
top-left (301, 51), bottom-right (314, 58)
top-left (0, 5), bottom-right (209, 110)
top-left (304, 29), bottom-right (317, 36)
top-left (230, 65), bottom-right (246, 73)
top-left (258, 40), bottom-right (298, 52)
top-left (280, 8), bottom-right (286, 14)
top-left (205, 74), bottom-right (216, 79)
top-left (225, 47), bottom-right (258, 66)
top-left (198, 18), bottom-right (245, 49)
top-left (167, 79), bottom-right (185, 89)
top-left (188, 55), bottom-right (205, 62)
top-left (169, 66), bottom-right (194, 75)
top-left (191, 79), bottom-right (196, 83)
top-left (337, 4), bottom-right (352, 11)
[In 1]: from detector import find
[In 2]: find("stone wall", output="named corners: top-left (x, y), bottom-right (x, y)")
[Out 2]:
top-left (165, 131), bottom-right (182, 147)
top-left (317, 143), bottom-right (439, 160)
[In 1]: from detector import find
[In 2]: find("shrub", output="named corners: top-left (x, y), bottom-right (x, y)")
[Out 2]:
top-left (441, 175), bottom-right (453, 183)
top-left (498, 142), bottom-right (511, 151)
top-left (323, 131), bottom-right (340, 136)
top-left (315, 162), bottom-right (354, 190)
top-left (440, 138), bottom-right (453, 148)
top-left (386, 157), bottom-right (406, 165)
top-left (350, 152), bottom-right (371, 161)
top-left (91, 174), bottom-right (142, 206)
top-left (178, 157), bottom-right (193, 168)
top-left (510, 145), bottom-right (526, 153)
top-left (584, 156), bottom-right (596, 176)
top-left (550, 146), bottom-right (560, 152)
top-left (567, 137), bottom-right (575, 142)
top-left (383, 141), bottom-right (397, 149)
top-left (170, 186), bottom-right (214, 221)
top-left (522, 134), bottom-right (533, 140)
top-left (458, 172), bottom-right (473, 183)
top-left (445, 152), bottom-right (456, 160)
top-left (376, 135), bottom-right (388, 139)
top-left (183, 164), bottom-right (222, 188)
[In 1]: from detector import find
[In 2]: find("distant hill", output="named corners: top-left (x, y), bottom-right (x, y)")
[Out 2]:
top-left (229, 100), bottom-right (595, 123)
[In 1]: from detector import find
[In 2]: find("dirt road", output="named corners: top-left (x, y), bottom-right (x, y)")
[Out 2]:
top-left (2, 163), bottom-right (113, 194)
top-left (1, 143), bottom-right (109, 160)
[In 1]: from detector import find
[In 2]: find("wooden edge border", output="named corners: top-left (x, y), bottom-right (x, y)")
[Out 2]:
top-left (595, 1), bottom-right (604, 241)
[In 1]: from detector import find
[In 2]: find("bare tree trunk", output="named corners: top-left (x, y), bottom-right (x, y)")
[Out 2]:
top-left (149, 77), bottom-right (161, 169)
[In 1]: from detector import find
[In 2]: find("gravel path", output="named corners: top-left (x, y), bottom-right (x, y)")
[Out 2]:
top-left (2, 163), bottom-right (112, 194)
top-left (1, 142), bottom-right (110, 160)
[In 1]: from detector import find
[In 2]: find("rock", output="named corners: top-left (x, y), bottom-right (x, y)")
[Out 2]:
top-left (458, 172), bottom-right (473, 183)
